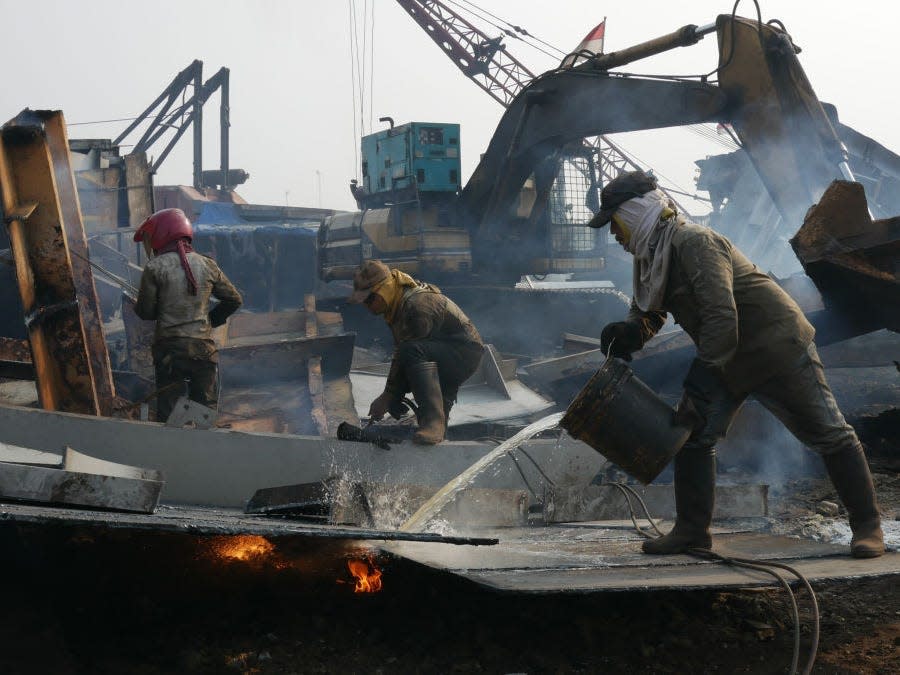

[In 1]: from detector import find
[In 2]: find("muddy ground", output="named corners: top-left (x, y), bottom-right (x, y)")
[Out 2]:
top-left (1, 408), bottom-right (897, 675)
top-left (1, 463), bottom-right (897, 675)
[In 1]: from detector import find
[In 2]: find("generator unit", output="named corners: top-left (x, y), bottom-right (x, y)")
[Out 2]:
top-left (321, 121), bottom-right (471, 282)
top-left (359, 122), bottom-right (460, 205)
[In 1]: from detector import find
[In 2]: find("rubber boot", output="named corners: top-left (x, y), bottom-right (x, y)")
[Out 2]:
top-left (408, 362), bottom-right (447, 445)
top-left (822, 445), bottom-right (884, 558)
top-left (642, 445), bottom-right (716, 554)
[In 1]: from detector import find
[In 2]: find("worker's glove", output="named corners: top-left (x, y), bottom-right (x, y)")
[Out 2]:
top-left (388, 398), bottom-right (412, 420)
top-left (368, 391), bottom-right (397, 422)
top-left (208, 304), bottom-right (231, 328)
top-left (600, 321), bottom-right (643, 361)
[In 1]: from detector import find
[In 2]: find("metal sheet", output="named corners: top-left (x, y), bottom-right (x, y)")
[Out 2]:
top-left (0, 461), bottom-right (162, 513)
top-left (0, 501), bottom-right (498, 546)
top-left (551, 484), bottom-right (768, 521)
top-left (383, 526), bottom-right (900, 593)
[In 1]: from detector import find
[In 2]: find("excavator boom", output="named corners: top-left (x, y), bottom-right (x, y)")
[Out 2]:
top-left (459, 15), bottom-right (850, 275)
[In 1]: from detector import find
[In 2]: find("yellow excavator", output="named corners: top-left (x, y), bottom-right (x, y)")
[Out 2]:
top-left (319, 13), bottom-right (899, 348)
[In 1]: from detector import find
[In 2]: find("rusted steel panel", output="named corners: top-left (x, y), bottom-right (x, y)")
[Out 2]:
top-left (792, 180), bottom-right (900, 334)
top-left (0, 336), bottom-right (31, 362)
top-left (43, 112), bottom-right (116, 413)
top-left (0, 336), bottom-right (34, 379)
top-left (0, 460), bottom-right (163, 513)
top-left (0, 111), bottom-right (103, 414)
top-left (121, 294), bottom-right (155, 379)
top-left (305, 294), bottom-right (327, 435)
top-left (225, 309), bottom-right (345, 343)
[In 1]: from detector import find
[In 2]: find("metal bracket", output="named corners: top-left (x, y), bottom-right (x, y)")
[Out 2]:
top-left (3, 201), bottom-right (38, 226)
top-left (165, 396), bottom-right (218, 430)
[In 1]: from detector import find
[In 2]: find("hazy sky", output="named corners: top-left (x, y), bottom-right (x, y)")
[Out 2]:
top-left (2, 0), bottom-right (897, 214)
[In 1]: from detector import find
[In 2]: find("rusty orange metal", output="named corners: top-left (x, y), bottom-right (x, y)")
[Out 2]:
top-left (0, 109), bottom-right (115, 415)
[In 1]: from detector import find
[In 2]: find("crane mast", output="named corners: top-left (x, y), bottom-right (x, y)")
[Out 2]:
top-left (394, 0), bottom-right (689, 214)
top-left (394, 0), bottom-right (534, 107)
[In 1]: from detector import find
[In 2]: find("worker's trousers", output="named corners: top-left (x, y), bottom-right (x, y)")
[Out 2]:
top-left (152, 338), bottom-right (219, 422)
top-left (391, 339), bottom-right (484, 405)
top-left (682, 342), bottom-right (862, 456)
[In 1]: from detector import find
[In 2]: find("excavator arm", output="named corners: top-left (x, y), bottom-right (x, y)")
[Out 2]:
top-left (459, 15), bottom-right (850, 276)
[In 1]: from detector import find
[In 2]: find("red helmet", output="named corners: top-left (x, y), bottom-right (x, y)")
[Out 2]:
top-left (134, 208), bottom-right (193, 251)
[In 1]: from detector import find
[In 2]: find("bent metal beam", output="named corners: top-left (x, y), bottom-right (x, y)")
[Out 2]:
top-left (0, 109), bottom-right (115, 415)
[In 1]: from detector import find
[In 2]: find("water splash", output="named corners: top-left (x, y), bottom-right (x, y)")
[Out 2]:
top-left (400, 412), bottom-right (565, 533)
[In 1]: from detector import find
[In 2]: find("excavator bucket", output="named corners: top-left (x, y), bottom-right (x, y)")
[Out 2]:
top-left (791, 180), bottom-right (900, 337)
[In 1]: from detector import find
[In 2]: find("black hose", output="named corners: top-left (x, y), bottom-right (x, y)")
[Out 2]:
top-left (690, 548), bottom-right (820, 675)
top-left (610, 479), bottom-right (821, 675)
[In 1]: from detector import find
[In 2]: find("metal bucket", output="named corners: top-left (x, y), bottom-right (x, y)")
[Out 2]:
top-left (560, 356), bottom-right (692, 484)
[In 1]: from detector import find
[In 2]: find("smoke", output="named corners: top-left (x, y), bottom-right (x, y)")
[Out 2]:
top-left (717, 400), bottom-right (821, 485)
top-left (442, 285), bottom-right (629, 357)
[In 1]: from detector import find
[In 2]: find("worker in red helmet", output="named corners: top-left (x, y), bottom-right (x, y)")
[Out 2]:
top-left (133, 208), bottom-right (242, 422)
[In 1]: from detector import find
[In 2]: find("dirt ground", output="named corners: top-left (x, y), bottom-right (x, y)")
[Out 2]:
top-left (0, 411), bottom-right (896, 674)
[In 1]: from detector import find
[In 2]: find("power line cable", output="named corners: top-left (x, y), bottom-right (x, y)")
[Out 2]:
top-left (68, 116), bottom-right (141, 126)
top-left (606, 138), bottom-right (704, 204)
top-left (350, 0), bottom-right (365, 138)
top-left (360, 0), bottom-right (369, 136)
top-left (347, 0), bottom-right (359, 180)
top-left (369, 1), bottom-right (376, 134)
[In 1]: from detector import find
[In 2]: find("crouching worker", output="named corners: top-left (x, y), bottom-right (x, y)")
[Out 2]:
top-left (349, 261), bottom-right (483, 445)
top-left (590, 170), bottom-right (883, 558)
top-left (133, 208), bottom-right (242, 422)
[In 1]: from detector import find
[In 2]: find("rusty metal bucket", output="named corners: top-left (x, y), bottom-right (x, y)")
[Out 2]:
top-left (560, 356), bottom-right (692, 484)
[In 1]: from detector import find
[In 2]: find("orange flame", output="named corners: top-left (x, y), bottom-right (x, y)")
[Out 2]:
top-left (210, 535), bottom-right (275, 562)
top-left (347, 557), bottom-right (383, 593)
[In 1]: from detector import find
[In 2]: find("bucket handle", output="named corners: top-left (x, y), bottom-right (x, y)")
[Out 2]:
top-left (604, 337), bottom-right (616, 363)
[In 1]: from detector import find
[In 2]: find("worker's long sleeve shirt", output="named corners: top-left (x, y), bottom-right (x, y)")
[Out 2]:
top-left (384, 285), bottom-right (483, 396)
top-left (135, 251), bottom-right (242, 348)
top-left (626, 221), bottom-right (814, 394)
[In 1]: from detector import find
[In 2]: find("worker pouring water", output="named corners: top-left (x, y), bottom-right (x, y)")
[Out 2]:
top-left (589, 170), bottom-right (884, 558)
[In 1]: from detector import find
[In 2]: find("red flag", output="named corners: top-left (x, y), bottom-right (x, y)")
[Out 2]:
top-left (561, 19), bottom-right (606, 68)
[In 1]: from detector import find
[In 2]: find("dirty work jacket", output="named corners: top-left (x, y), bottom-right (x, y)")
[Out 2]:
top-left (384, 285), bottom-right (483, 397)
top-left (135, 251), bottom-right (243, 357)
top-left (626, 221), bottom-right (814, 395)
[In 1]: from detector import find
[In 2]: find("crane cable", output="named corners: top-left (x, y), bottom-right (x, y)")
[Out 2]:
top-left (369, 1), bottom-right (376, 135)
top-left (349, 0), bottom-right (377, 181)
top-left (442, 0), bottom-right (564, 62)
top-left (347, 0), bottom-right (360, 180)
top-left (455, 0), bottom-right (568, 58)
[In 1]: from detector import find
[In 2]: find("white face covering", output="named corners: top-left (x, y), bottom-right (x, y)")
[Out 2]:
top-left (616, 189), bottom-right (679, 311)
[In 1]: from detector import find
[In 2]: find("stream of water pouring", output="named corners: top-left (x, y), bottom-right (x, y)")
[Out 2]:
top-left (400, 412), bottom-right (565, 533)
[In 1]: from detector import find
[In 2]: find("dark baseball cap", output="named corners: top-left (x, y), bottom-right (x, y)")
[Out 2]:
top-left (586, 170), bottom-right (658, 228)
top-left (348, 260), bottom-right (391, 304)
